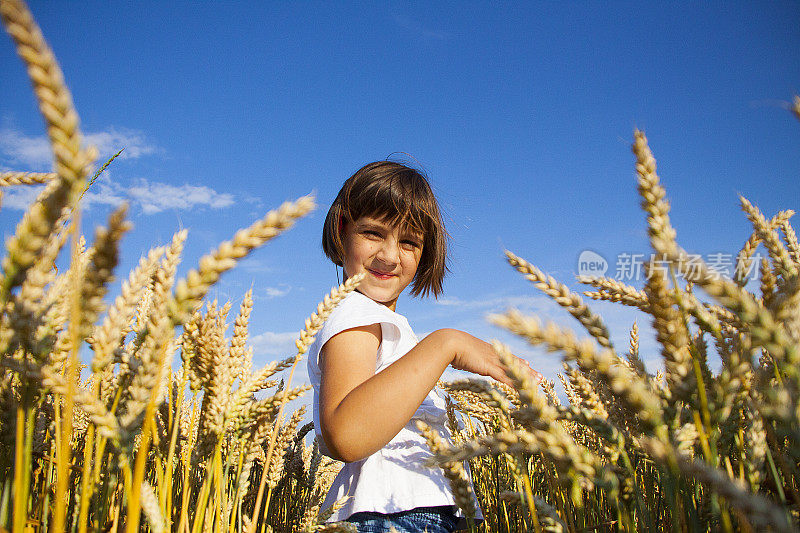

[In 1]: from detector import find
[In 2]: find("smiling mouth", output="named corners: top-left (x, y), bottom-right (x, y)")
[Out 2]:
top-left (367, 268), bottom-right (395, 280)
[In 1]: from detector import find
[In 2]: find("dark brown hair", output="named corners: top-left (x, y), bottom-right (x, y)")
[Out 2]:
top-left (322, 160), bottom-right (449, 297)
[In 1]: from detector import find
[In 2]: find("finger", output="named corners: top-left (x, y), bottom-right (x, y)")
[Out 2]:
top-left (514, 356), bottom-right (541, 383)
top-left (487, 365), bottom-right (514, 388)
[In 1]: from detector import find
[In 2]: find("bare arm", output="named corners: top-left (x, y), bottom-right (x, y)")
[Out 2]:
top-left (318, 325), bottom-right (540, 463)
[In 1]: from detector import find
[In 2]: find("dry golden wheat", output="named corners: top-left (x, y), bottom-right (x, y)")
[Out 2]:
top-left (5, 3), bottom-right (800, 532)
top-left (0, 171), bottom-right (57, 186)
top-left (422, 125), bottom-right (800, 532)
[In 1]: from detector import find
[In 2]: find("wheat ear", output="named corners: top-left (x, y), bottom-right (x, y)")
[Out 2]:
top-left (0, 0), bottom-right (97, 298)
top-left (312, 521), bottom-right (357, 533)
top-left (506, 250), bottom-right (614, 350)
top-left (90, 246), bottom-right (164, 372)
top-left (171, 196), bottom-right (315, 322)
top-left (491, 311), bottom-right (664, 435)
top-left (119, 230), bottom-right (187, 433)
top-left (265, 406), bottom-right (307, 489)
top-left (0, 171), bottom-right (57, 186)
top-left (140, 480), bottom-right (166, 533)
top-left (0, 0), bottom-right (90, 181)
top-left (565, 367), bottom-right (608, 420)
top-left (238, 385), bottom-right (312, 430)
top-left (79, 204), bottom-right (132, 340)
top-left (734, 209), bottom-right (794, 286)
top-left (739, 196), bottom-right (797, 281)
top-left (3, 203), bottom-right (70, 357)
top-left (230, 274), bottom-right (366, 427)
top-left (230, 289), bottom-right (253, 362)
top-left (493, 342), bottom-right (605, 492)
top-left (579, 275), bottom-right (649, 310)
top-left (626, 322), bottom-right (646, 376)
top-left (778, 217), bottom-right (800, 266)
top-left (248, 273), bottom-right (364, 533)
top-left (500, 491), bottom-right (566, 532)
top-left (633, 130), bottom-right (679, 257)
top-left (666, 247), bottom-right (798, 369)
top-left (417, 420), bottom-right (477, 519)
top-left (643, 260), bottom-right (693, 405)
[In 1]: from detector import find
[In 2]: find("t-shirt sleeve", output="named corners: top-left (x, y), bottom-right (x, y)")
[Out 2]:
top-left (312, 295), bottom-right (400, 367)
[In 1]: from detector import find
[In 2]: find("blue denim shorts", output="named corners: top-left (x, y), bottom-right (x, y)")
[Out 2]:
top-left (345, 506), bottom-right (461, 533)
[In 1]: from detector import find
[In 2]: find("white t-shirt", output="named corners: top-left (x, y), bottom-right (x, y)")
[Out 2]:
top-left (307, 291), bottom-right (481, 522)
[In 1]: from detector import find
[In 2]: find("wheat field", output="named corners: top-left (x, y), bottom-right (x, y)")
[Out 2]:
top-left (3, 1), bottom-right (800, 532)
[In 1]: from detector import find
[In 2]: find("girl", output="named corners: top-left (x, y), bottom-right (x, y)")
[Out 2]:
top-left (307, 161), bottom-right (542, 533)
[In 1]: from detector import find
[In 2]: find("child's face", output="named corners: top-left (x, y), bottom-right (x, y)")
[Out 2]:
top-left (341, 215), bottom-right (423, 311)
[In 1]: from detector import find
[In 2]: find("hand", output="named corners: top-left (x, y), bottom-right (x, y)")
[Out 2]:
top-left (441, 329), bottom-right (543, 387)
top-left (501, 354), bottom-right (544, 386)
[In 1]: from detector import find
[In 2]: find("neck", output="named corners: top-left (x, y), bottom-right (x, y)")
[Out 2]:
top-left (353, 287), bottom-right (398, 311)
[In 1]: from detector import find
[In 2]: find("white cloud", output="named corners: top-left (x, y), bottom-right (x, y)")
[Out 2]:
top-left (0, 126), bottom-right (158, 170)
top-left (1, 184), bottom-right (45, 210)
top-left (127, 180), bottom-right (234, 214)
top-left (0, 126), bottom-right (237, 215)
top-left (85, 128), bottom-right (158, 160)
top-left (250, 330), bottom-right (300, 357)
top-left (2, 175), bottom-right (235, 215)
top-left (81, 175), bottom-right (127, 208)
top-left (434, 294), bottom-right (553, 313)
top-left (0, 129), bottom-right (51, 169)
top-left (264, 286), bottom-right (291, 298)
top-left (237, 257), bottom-right (273, 274)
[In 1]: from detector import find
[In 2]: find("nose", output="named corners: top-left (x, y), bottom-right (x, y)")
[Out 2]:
top-left (375, 236), bottom-right (400, 266)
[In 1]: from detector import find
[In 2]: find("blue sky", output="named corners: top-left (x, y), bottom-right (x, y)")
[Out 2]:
top-left (1, 1), bottom-right (799, 387)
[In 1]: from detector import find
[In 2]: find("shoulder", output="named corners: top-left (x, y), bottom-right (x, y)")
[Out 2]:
top-left (313, 292), bottom-right (390, 349)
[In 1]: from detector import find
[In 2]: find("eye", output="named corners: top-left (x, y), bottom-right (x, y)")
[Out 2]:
top-left (401, 239), bottom-right (421, 250)
top-left (362, 229), bottom-right (382, 239)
